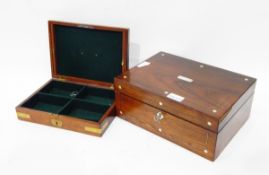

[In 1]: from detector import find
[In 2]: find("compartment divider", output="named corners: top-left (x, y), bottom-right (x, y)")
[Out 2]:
top-left (59, 98), bottom-right (109, 122)
top-left (73, 97), bottom-right (111, 107)
top-left (76, 86), bottom-right (86, 97)
top-left (37, 89), bottom-right (88, 114)
top-left (38, 92), bottom-right (71, 100)
top-left (38, 85), bottom-right (85, 100)
top-left (56, 98), bottom-right (74, 114)
top-left (56, 86), bottom-right (87, 114)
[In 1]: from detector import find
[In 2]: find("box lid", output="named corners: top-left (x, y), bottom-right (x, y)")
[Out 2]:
top-left (49, 21), bottom-right (129, 89)
top-left (115, 52), bottom-right (256, 132)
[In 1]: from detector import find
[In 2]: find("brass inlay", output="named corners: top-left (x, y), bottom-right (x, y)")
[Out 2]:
top-left (84, 126), bottom-right (102, 134)
top-left (118, 85), bottom-right (122, 90)
top-left (121, 60), bottom-right (124, 66)
top-left (51, 119), bottom-right (63, 127)
top-left (17, 112), bottom-right (30, 119)
top-left (84, 120), bottom-right (109, 134)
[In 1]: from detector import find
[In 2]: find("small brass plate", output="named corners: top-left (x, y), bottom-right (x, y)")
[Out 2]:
top-left (51, 119), bottom-right (63, 127)
top-left (17, 112), bottom-right (30, 119)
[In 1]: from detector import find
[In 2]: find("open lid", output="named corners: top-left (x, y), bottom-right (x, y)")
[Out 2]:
top-left (48, 21), bottom-right (129, 89)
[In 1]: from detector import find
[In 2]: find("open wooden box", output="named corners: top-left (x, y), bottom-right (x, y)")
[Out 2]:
top-left (16, 21), bottom-right (129, 136)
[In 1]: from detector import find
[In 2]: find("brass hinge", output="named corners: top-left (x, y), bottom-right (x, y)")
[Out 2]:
top-left (56, 76), bottom-right (66, 82)
top-left (17, 112), bottom-right (30, 119)
top-left (77, 24), bottom-right (94, 29)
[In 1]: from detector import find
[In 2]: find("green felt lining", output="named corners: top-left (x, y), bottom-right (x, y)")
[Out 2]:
top-left (40, 81), bottom-right (84, 98)
top-left (77, 86), bottom-right (114, 106)
top-left (59, 100), bottom-right (108, 122)
top-left (54, 25), bottom-right (123, 83)
top-left (21, 80), bottom-right (114, 122)
top-left (22, 94), bottom-right (69, 113)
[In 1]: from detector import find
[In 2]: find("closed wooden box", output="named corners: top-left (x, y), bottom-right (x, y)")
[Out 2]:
top-left (114, 52), bottom-right (256, 160)
top-left (16, 21), bottom-right (129, 136)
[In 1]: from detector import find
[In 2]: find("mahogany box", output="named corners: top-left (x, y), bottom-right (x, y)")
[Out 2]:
top-left (16, 21), bottom-right (129, 136)
top-left (114, 52), bottom-right (256, 160)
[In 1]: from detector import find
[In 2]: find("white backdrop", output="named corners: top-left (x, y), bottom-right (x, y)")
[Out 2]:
top-left (1, 0), bottom-right (269, 175)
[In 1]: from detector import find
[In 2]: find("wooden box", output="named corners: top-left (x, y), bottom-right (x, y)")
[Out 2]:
top-left (16, 21), bottom-right (129, 136)
top-left (114, 52), bottom-right (256, 160)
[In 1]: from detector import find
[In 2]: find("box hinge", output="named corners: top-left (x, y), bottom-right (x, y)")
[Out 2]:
top-left (56, 76), bottom-right (66, 82)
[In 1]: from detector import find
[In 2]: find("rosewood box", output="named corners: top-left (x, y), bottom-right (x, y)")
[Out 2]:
top-left (114, 52), bottom-right (256, 160)
top-left (16, 21), bottom-right (128, 136)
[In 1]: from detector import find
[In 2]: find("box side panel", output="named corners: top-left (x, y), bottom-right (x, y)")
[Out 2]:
top-left (116, 92), bottom-right (217, 161)
top-left (16, 107), bottom-right (114, 137)
top-left (215, 95), bottom-right (254, 159)
top-left (218, 83), bottom-right (256, 131)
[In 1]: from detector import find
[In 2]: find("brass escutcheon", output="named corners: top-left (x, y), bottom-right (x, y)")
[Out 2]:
top-left (51, 119), bottom-right (63, 127)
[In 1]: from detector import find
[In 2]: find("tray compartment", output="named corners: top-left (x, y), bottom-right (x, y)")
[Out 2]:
top-left (40, 80), bottom-right (84, 98)
top-left (60, 99), bottom-right (109, 122)
top-left (76, 86), bottom-right (114, 106)
top-left (22, 94), bottom-right (69, 113)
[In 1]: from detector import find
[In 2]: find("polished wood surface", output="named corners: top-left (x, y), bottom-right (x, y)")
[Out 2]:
top-left (16, 106), bottom-right (114, 137)
top-left (215, 95), bottom-right (254, 159)
top-left (115, 77), bottom-right (219, 132)
top-left (115, 52), bottom-right (256, 131)
top-left (49, 20), bottom-right (129, 89)
top-left (115, 52), bottom-right (256, 160)
top-left (116, 93), bottom-right (217, 160)
top-left (16, 21), bottom-right (128, 137)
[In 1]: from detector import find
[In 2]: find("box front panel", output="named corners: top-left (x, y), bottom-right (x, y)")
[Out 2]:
top-left (116, 92), bottom-right (217, 160)
top-left (115, 78), bottom-right (218, 132)
top-left (16, 107), bottom-right (114, 136)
